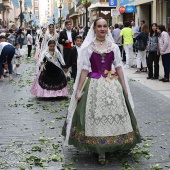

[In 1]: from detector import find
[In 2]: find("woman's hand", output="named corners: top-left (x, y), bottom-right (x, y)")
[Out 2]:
top-left (75, 90), bottom-right (82, 101)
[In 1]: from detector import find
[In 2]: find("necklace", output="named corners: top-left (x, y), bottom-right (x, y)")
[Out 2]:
top-left (96, 38), bottom-right (105, 45)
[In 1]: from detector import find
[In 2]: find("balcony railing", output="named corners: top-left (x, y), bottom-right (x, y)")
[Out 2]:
top-left (69, 7), bottom-right (75, 15)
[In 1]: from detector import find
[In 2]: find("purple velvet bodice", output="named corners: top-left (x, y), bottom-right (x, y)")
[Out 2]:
top-left (88, 51), bottom-right (114, 79)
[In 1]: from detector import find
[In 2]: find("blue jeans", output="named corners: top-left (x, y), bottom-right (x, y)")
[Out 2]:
top-left (17, 37), bottom-right (25, 49)
top-left (0, 45), bottom-right (15, 76)
top-left (162, 53), bottom-right (170, 80)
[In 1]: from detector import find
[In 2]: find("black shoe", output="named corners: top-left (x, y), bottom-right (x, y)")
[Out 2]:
top-left (147, 77), bottom-right (152, 79)
top-left (151, 77), bottom-right (158, 80)
top-left (3, 74), bottom-right (8, 78)
top-left (162, 79), bottom-right (169, 82)
top-left (159, 78), bottom-right (165, 81)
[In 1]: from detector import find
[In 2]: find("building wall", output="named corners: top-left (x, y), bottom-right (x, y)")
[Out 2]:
top-left (112, 0), bottom-right (169, 27)
top-left (39, 0), bottom-right (48, 25)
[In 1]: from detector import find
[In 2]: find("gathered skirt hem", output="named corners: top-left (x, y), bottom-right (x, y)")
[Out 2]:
top-left (30, 72), bottom-right (68, 97)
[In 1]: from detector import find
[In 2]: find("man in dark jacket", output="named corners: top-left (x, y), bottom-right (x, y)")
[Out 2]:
top-left (58, 20), bottom-right (77, 63)
top-left (65, 35), bottom-right (83, 82)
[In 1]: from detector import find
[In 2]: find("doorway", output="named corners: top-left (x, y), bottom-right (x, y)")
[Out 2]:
top-left (139, 3), bottom-right (152, 27)
top-left (123, 13), bottom-right (135, 22)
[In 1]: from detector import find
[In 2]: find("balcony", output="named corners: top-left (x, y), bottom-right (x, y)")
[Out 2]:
top-left (3, 0), bottom-right (12, 9)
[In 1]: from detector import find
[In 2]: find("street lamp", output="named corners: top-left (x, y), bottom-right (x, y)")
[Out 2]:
top-left (82, 0), bottom-right (91, 37)
top-left (53, 15), bottom-right (56, 26)
top-left (19, 0), bottom-right (23, 26)
top-left (29, 11), bottom-right (32, 20)
top-left (57, 0), bottom-right (63, 29)
top-left (58, 3), bottom-right (62, 29)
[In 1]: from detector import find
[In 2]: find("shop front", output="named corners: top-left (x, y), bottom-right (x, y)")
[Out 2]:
top-left (89, 5), bottom-right (116, 26)
top-left (167, 0), bottom-right (170, 27)
top-left (99, 7), bottom-right (114, 26)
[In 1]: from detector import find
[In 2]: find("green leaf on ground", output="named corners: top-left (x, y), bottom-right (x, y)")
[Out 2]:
top-left (49, 154), bottom-right (64, 162)
top-left (18, 164), bottom-right (26, 170)
top-left (31, 146), bottom-right (42, 152)
top-left (150, 164), bottom-right (163, 170)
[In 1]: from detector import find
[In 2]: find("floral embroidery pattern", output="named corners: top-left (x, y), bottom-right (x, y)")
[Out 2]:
top-left (69, 126), bottom-right (140, 146)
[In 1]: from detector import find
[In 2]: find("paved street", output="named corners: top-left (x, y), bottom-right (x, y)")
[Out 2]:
top-left (0, 46), bottom-right (170, 170)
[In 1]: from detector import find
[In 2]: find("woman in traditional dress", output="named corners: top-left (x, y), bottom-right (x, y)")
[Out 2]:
top-left (40, 24), bottom-right (59, 54)
top-left (34, 27), bottom-right (47, 60)
top-left (30, 40), bottom-right (68, 97)
top-left (62, 18), bottom-right (141, 165)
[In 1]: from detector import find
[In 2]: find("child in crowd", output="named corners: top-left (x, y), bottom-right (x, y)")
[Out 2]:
top-left (13, 43), bottom-right (22, 75)
top-left (65, 35), bottom-right (83, 82)
top-left (30, 40), bottom-right (68, 97)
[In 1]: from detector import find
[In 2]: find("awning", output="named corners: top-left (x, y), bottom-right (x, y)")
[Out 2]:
top-left (120, 0), bottom-right (136, 6)
top-left (125, 5), bottom-right (136, 13)
top-left (69, 13), bottom-right (78, 18)
top-left (89, 2), bottom-right (112, 10)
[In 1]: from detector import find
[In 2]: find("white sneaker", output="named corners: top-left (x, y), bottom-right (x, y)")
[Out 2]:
top-left (123, 64), bottom-right (130, 69)
top-left (16, 72), bottom-right (21, 75)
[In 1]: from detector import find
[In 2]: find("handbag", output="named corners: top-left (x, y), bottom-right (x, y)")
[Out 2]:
top-left (133, 39), bottom-right (146, 51)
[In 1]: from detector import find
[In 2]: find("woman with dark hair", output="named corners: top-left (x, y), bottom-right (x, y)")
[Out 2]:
top-left (16, 26), bottom-right (25, 49)
top-left (26, 29), bottom-right (33, 58)
top-left (30, 40), bottom-right (68, 97)
top-left (134, 24), bottom-right (149, 73)
top-left (147, 23), bottom-right (159, 79)
top-left (157, 25), bottom-right (170, 82)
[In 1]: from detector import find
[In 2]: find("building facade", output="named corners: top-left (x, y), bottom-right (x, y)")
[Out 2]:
top-left (113, 0), bottom-right (170, 28)
top-left (0, 0), bottom-right (13, 28)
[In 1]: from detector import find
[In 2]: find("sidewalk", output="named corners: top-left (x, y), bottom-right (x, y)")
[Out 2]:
top-left (124, 59), bottom-right (170, 99)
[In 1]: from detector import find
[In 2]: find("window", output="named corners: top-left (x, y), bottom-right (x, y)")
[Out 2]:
top-left (35, 1), bottom-right (38, 7)
top-left (35, 10), bottom-right (39, 16)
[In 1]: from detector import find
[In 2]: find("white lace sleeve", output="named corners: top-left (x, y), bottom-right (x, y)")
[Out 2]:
top-left (81, 48), bottom-right (92, 71)
top-left (112, 44), bottom-right (122, 68)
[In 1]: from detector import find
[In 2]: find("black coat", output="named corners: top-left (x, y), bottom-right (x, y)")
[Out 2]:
top-left (58, 29), bottom-right (77, 46)
top-left (66, 46), bottom-right (78, 80)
